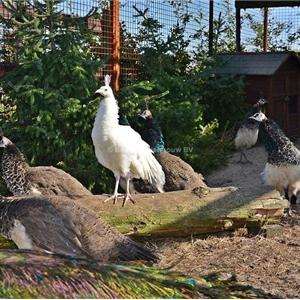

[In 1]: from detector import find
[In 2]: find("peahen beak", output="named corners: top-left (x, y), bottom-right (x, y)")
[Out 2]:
top-left (138, 110), bottom-right (148, 119)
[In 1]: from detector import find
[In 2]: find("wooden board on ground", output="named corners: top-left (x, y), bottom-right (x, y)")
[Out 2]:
top-left (76, 186), bottom-right (289, 238)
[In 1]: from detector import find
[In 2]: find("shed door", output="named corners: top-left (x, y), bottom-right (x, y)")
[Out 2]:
top-left (286, 72), bottom-right (299, 136)
top-left (272, 73), bottom-right (300, 136)
top-left (272, 75), bottom-right (287, 132)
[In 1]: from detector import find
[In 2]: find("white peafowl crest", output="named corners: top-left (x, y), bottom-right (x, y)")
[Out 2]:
top-left (91, 75), bottom-right (165, 206)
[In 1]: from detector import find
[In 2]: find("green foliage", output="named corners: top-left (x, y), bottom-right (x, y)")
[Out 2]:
top-left (185, 120), bottom-right (234, 174)
top-left (0, 0), bottom-right (112, 194)
top-left (120, 5), bottom-right (245, 174)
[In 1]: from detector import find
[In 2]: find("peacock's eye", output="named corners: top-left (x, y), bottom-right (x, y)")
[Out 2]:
top-left (105, 88), bottom-right (107, 91)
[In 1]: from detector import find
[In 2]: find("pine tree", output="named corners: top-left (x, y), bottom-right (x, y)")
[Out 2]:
top-left (0, 0), bottom-right (110, 193)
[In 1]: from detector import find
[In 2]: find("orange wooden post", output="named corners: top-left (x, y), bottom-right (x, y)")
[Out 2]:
top-left (111, 0), bottom-right (120, 93)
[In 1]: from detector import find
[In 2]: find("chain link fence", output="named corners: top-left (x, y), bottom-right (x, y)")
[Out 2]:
top-left (241, 5), bottom-right (300, 51)
top-left (0, 0), bottom-right (299, 83)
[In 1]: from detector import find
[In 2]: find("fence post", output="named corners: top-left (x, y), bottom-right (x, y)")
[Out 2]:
top-left (263, 7), bottom-right (268, 52)
top-left (112, 0), bottom-right (120, 92)
top-left (208, 0), bottom-right (214, 54)
top-left (235, 6), bottom-right (241, 52)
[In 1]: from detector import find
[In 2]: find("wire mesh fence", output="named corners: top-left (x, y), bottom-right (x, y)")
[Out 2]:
top-left (119, 0), bottom-right (237, 84)
top-left (56, 0), bottom-right (113, 77)
top-left (240, 6), bottom-right (300, 52)
top-left (120, 0), bottom-right (210, 84)
top-left (268, 6), bottom-right (300, 51)
top-left (0, 0), bottom-right (299, 84)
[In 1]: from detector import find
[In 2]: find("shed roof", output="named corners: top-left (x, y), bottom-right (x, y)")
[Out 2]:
top-left (215, 52), bottom-right (300, 76)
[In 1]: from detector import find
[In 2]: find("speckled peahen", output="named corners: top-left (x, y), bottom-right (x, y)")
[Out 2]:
top-left (0, 249), bottom-right (274, 299)
top-left (0, 134), bottom-right (92, 199)
top-left (250, 111), bottom-right (300, 214)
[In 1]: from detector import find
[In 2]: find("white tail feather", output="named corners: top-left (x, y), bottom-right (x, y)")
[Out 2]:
top-left (140, 152), bottom-right (165, 193)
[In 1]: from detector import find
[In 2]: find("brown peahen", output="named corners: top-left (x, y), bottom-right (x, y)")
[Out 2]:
top-left (0, 195), bottom-right (158, 263)
top-left (0, 249), bottom-right (274, 299)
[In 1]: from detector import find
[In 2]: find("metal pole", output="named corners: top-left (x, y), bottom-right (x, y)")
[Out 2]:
top-left (263, 7), bottom-right (268, 52)
top-left (112, 0), bottom-right (120, 92)
top-left (236, 7), bottom-right (241, 52)
top-left (208, 0), bottom-right (214, 54)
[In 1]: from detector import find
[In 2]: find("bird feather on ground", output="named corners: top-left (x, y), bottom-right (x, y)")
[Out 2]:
top-left (91, 75), bottom-right (165, 206)
top-left (0, 249), bottom-right (274, 299)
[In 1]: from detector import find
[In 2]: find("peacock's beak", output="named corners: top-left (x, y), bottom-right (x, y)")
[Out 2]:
top-left (94, 88), bottom-right (104, 96)
top-left (138, 111), bottom-right (147, 119)
top-left (259, 98), bottom-right (268, 106)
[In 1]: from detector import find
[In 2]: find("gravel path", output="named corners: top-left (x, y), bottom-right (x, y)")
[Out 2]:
top-left (206, 144), bottom-right (268, 189)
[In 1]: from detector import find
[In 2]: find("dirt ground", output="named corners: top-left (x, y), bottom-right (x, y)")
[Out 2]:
top-left (155, 144), bottom-right (300, 298)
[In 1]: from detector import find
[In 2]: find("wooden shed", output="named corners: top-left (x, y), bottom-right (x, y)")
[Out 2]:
top-left (216, 52), bottom-right (300, 136)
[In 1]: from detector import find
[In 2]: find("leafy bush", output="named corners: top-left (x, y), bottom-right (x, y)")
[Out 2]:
top-left (0, 0), bottom-right (113, 194)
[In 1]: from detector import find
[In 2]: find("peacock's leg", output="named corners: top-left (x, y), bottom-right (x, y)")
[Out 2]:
top-left (241, 149), bottom-right (252, 164)
top-left (283, 186), bottom-right (297, 217)
top-left (284, 187), bottom-right (289, 200)
top-left (237, 150), bottom-right (243, 163)
top-left (104, 174), bottom-right (123, 204)
top-left (123, 176), bottom-right (135, 207)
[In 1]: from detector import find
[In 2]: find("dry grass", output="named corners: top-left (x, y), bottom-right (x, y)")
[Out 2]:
top-left (155, 212), bottom-right (300, 298)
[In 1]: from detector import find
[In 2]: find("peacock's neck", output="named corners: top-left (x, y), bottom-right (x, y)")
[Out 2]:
top-left (259, 122), bottom-right (277, 155)
top-left (96, 96), bottom-right (120, 130)
top-left (259, 119), bottom-right (297, 164)
top-left (143, 118), bottom-right (166, 153)
top-left (1, 144), bottom-right (32, 195)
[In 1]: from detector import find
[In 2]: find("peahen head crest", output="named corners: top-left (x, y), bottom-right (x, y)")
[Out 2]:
top-left (104, 74), bottom-right (111, 86)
